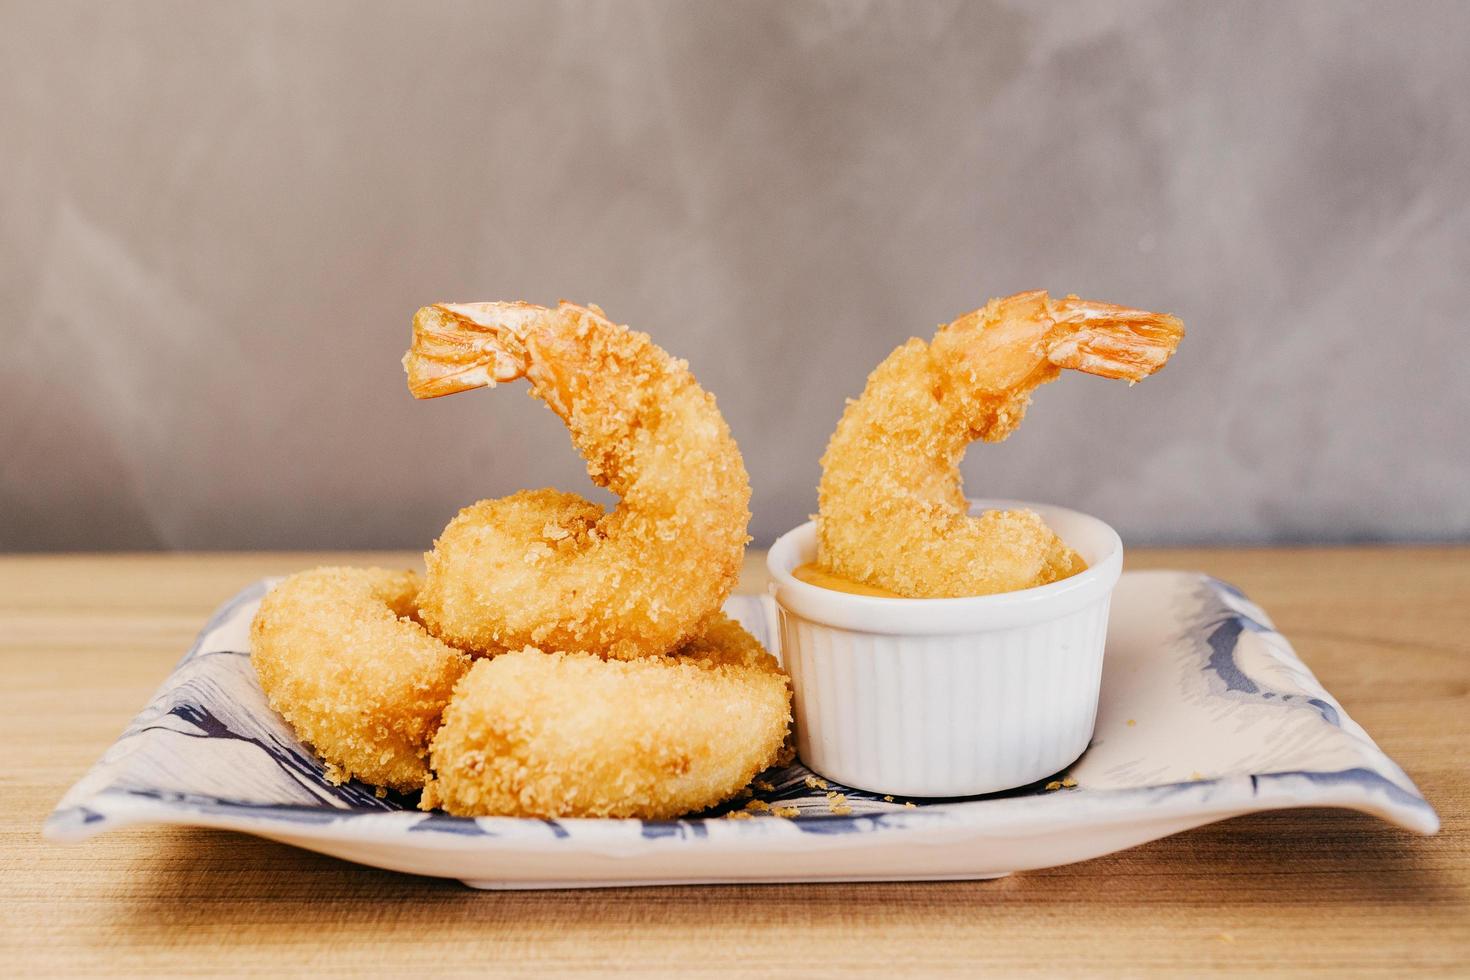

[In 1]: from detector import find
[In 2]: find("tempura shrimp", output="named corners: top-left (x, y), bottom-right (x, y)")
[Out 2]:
top-left (421, 612), bottom-right (792, 819)
top-left (404, 301), bottom-right (751, 660)
top-left (817, 290), bottom-right (1184, 598)
top-left (250, 567), bottom-right (471, 790)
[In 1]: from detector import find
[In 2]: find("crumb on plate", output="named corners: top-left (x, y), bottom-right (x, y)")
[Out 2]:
top-left (825, 792), bottom-right (852, 815)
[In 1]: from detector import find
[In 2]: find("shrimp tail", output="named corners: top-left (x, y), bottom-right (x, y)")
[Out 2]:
top-left (1042, 296), bottom-right (1185, 382)
top-left (402, 302), bottom-right (542, 399)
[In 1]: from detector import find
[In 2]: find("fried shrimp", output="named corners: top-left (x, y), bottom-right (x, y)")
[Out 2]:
top-left (420, 613), bottom-right (792, 819)
top-left (818, 290), bottom-right (1184, 598)
top-left (250, 567), bottom-right (471, 791)
top-left (403, 301), bottom-right (751, 661)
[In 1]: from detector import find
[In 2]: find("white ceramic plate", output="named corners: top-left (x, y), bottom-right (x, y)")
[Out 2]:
top-left (45, 571), bottom-right (1437, 889)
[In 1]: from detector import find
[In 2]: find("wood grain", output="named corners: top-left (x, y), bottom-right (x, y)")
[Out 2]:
top-left (1, 549), bottom-right (1466, 976)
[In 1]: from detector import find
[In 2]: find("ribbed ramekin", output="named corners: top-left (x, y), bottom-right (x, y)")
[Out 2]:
top-left (767, 499), bottom-right (1123, 798)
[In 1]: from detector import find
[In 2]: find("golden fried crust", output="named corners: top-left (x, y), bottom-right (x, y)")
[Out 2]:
top-left (421, 613), bottom-right (792, 819)
top-left (817, 338), bottom-right (1076, 596)
top-left (817, 291), bottom-right (1180, 597)
top-left (250, 566), bottom-right (471, 791)
top-left (417, 483), bottom-right (748, 661)
top-left (406, 302), bottom-right (751, 661)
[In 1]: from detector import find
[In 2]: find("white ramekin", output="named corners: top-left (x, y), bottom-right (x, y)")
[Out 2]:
top-left (767, 499), bottom-right (1123, 798)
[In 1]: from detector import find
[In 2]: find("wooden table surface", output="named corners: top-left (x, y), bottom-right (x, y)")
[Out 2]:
top-left (2, 548), bottom-right (1466, 976)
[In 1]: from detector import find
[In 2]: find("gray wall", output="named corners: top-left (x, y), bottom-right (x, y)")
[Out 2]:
top-left (3, 0), bottom-right (1468, 551)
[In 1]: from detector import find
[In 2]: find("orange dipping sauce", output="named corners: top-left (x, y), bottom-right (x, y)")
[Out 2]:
top-left (792, 555), bottom-right (1088, 598)
top-left (791, 562), bottom-right (905, 598)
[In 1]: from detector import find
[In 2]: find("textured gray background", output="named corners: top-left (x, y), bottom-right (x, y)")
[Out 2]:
top-left (3, 0), bottom-right (1468, 551)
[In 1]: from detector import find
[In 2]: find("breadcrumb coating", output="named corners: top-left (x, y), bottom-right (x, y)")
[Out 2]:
top-left (406, 301), bottom-right (751, 660)
top-left (817, 291), bottom-right (1182, 597)
top-left (421, 613), bottom-right (792, 819)
top-left (250, 567), bottom-right (471, 791)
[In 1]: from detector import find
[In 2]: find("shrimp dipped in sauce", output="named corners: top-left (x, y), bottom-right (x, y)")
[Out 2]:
top-left (816, 290), bottom-right (1184, 598)
top-left (404, 301), bottom-right (751, 661)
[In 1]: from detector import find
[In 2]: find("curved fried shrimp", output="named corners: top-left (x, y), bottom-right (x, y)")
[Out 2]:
top-left (249, 567), bottom-right (471, 791)
top-left (404, 301), bottom-right (751, 661)
top-left (817, 290), bottom-right (1183, 598)
top-left (420, 612), bottom-right (792, 819)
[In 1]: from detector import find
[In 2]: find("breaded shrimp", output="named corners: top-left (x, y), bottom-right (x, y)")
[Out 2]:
top-left (420, 613), bottom-right (792, 819)
top-left (404, 301), bottom-right (751, 661)
top-left (250, 567), bottom-right (471, 791)
top-left (818, 290), bottom-right (1183, 597)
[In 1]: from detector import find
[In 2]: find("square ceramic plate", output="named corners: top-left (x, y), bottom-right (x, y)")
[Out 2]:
top-left (45, 571), bottom-right (1437, 889)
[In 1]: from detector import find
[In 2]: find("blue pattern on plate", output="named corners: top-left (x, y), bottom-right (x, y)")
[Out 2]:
top-left (45, 573), bottom-right (1437, 846)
